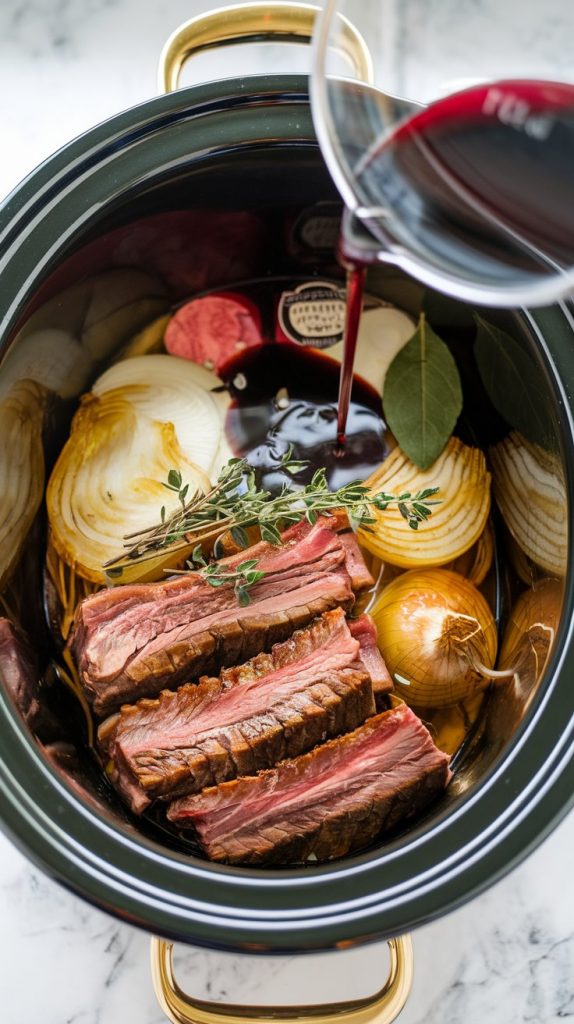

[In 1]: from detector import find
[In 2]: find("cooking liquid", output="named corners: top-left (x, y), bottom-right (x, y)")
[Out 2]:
top-left (224, 343), bottom-right (388, 492)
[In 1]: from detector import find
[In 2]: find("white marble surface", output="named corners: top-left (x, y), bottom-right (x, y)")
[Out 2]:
top-left (1, 817), bottom-right (574, 1024)
top-left (1, 1), bottom-right (574, 1022)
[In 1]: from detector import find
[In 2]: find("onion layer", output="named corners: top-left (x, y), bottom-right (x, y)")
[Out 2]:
top-left (47, 392), bottom-right (211, 583)
top-left (359, 438), bottom-right (491, 568)
top-left (2, 269), bottom-right (168, 400)
top-left (371, 568), bottom-right (497, 708)
top-left (93, 354), bottom-right (232, 480)
top-left (0, 381), bottom-right (46, 588)
top-left (120, 314), bottom-right (171, 359)
top-left (490, 431), bottom-right (567, 577)
top-left (447, 523), bottom-right (494, 586)
top-left (325, 305), bottom-right (415, 394)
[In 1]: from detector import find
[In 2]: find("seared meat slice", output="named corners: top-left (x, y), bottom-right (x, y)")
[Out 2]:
top-left (168, 703), bottom-right (451, 865)
top-left (348, 615), bottom-right (393, 705)
top-left (0, 618), bottom-right (59, 739)
top-left (72, 518), bottom-right (373, 715)
top-left (99, 609), bottom-right (376, 813)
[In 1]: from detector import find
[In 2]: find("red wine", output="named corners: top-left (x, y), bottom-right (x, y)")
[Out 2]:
top-left (336, 263), bottom-right (367, 447)
top-left (336, 79), bottom-right (574, 291)
top-left (224, 345), bottom-right (388, 492)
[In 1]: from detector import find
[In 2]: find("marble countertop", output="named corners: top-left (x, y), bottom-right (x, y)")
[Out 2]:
top-left (1, 1), bottom-right (573, 1022)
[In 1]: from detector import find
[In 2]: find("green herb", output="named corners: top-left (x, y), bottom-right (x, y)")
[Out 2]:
top-left (180, 544), bottom-right (266, 605)
top-left (473, 315), bottom-right (554, 449)
top-left (163, 468), bottom-right (190, 509)
top-left (176, 483), bottom-right (438, 605)
top-left (103, 448), bottom-right (440, 570)
top-left (383, 313), bottom-right (463, 470)
top-left (179, 552), bottom-right (266, 607)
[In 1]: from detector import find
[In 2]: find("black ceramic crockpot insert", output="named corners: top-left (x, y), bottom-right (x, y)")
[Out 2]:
top-left (0, 76), bottom-right (573, 952)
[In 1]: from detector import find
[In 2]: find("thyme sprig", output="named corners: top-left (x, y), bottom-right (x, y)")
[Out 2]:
top-left (173, 546), bottom-right (266, 607)
top-left (104, 451), bottom-right (440, 569)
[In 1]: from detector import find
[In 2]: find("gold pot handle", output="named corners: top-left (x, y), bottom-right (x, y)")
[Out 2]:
top-left (150, 934), bottom-right (413, 1024)
top-left (158, 2), bottom-right (374, 93)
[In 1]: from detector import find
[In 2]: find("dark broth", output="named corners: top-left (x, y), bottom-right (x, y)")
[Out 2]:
top-left (223, 343), bottom-right (389, 491)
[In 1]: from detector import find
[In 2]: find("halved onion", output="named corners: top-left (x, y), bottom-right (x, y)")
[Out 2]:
top-left (490, 431), bottom-right (567, 578)
top-left (371, 568), bottom-right (498, 708)
top-left (505, 527), bottom-right (543, 587)
top-left (0, 381), bottom-right (46, 589)
top-left (325, 305), bottom-right (415, 394)
top-left (0, 329), bottom-right (87, 401)
top-left (447, 522), bottom-right (494, 586)
top-left (76, 269), bottom-right (168, 361)
top-left (47, 392), bottom-right (211, 583)
top-left (120, 314), bottom-right (171, 359)
top-left (93, 354), bottom-right (232, 480)
top-left (1, 270), bottom-right (169, 409)
top-left (359, 438), bottom-right (491, 568)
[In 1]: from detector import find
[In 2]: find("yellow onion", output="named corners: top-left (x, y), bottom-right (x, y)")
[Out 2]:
top-left (119, 313), bottom-right (171, 358)
top-left (47, 391), bottom-right (211, 583)
top-left (92, 354), bottom-right (232, 480)
top-left (99, 524), bottom-right (228, 586)
top-left (490, 431), bottom-right (567, 577)
top-left (0, 329), bottom-right (87, 402)
top-left (372, 568), bottom-right (498, 708)
top-left (2, 270), bottom-right (168, 400)
top-left (504, 527), bottom-right (543, 587)
top-left (419, 693), bottom-right (484, 756)
top-left (446, 523), bottom-right (494, 586)
top-left (499, 578), bottom-right (562, 680)
top-left (325, 305), bottom-right (415, 394)
top-left (359, 438), bottom-right (491, 568)
top-left (68, 269), bottom-right (168, 362)
top-left (0, 381), bottom-right (46, 589)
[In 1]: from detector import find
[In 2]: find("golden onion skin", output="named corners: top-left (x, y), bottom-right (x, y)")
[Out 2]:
top-left (359, 438), bottom-right (491, 568)
top-left (499, 578), bottom-right (562, 675)
top-left (119, 314), bottom-right (171, 359)
top-left (372, 568), bottom-right (498, 708)
top-left (446, 522), bottom-right (494, 586)
top-left (419, 693), bottom-right (484, 756)
top-left (490, 431), bottom-right (567, 577)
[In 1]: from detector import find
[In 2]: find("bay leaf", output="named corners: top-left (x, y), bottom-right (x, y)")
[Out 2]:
top-left (474, 316), bottom-right (554, 449)
top-left (383, 314), bottom-right (463, 470)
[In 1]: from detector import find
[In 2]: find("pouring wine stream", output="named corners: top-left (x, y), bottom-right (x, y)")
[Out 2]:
top-left (336, 262), bottom-right (367, 448)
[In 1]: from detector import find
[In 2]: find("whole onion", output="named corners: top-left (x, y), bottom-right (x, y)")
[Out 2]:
top-left (499, 578), bottom-right (562, 681)
top-left (372, 568), bottom-right (498, 708)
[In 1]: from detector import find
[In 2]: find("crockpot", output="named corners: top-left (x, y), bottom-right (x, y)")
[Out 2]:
top-left (1, 5), bottom-right (573, 1023)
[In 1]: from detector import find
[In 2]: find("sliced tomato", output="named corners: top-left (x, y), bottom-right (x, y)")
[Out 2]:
top-left (165, 292), bottom-right (263, 373)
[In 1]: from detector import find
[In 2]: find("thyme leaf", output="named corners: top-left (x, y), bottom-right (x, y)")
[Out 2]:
top-left (103, 451), bottom-right (440, 571)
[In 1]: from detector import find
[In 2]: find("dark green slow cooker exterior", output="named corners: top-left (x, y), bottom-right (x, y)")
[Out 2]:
top-left (0, 76), bottom-right (573, 952)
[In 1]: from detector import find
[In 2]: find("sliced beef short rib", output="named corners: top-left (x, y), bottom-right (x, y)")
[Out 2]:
top-left (72, 518), bottom-right (373, 716)
top-left (168, 703), bottom-right (451, 865)
top-left (348, 615), bottom-right (392, 705)
top-left (100, 608), bottom-right (377, 814)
